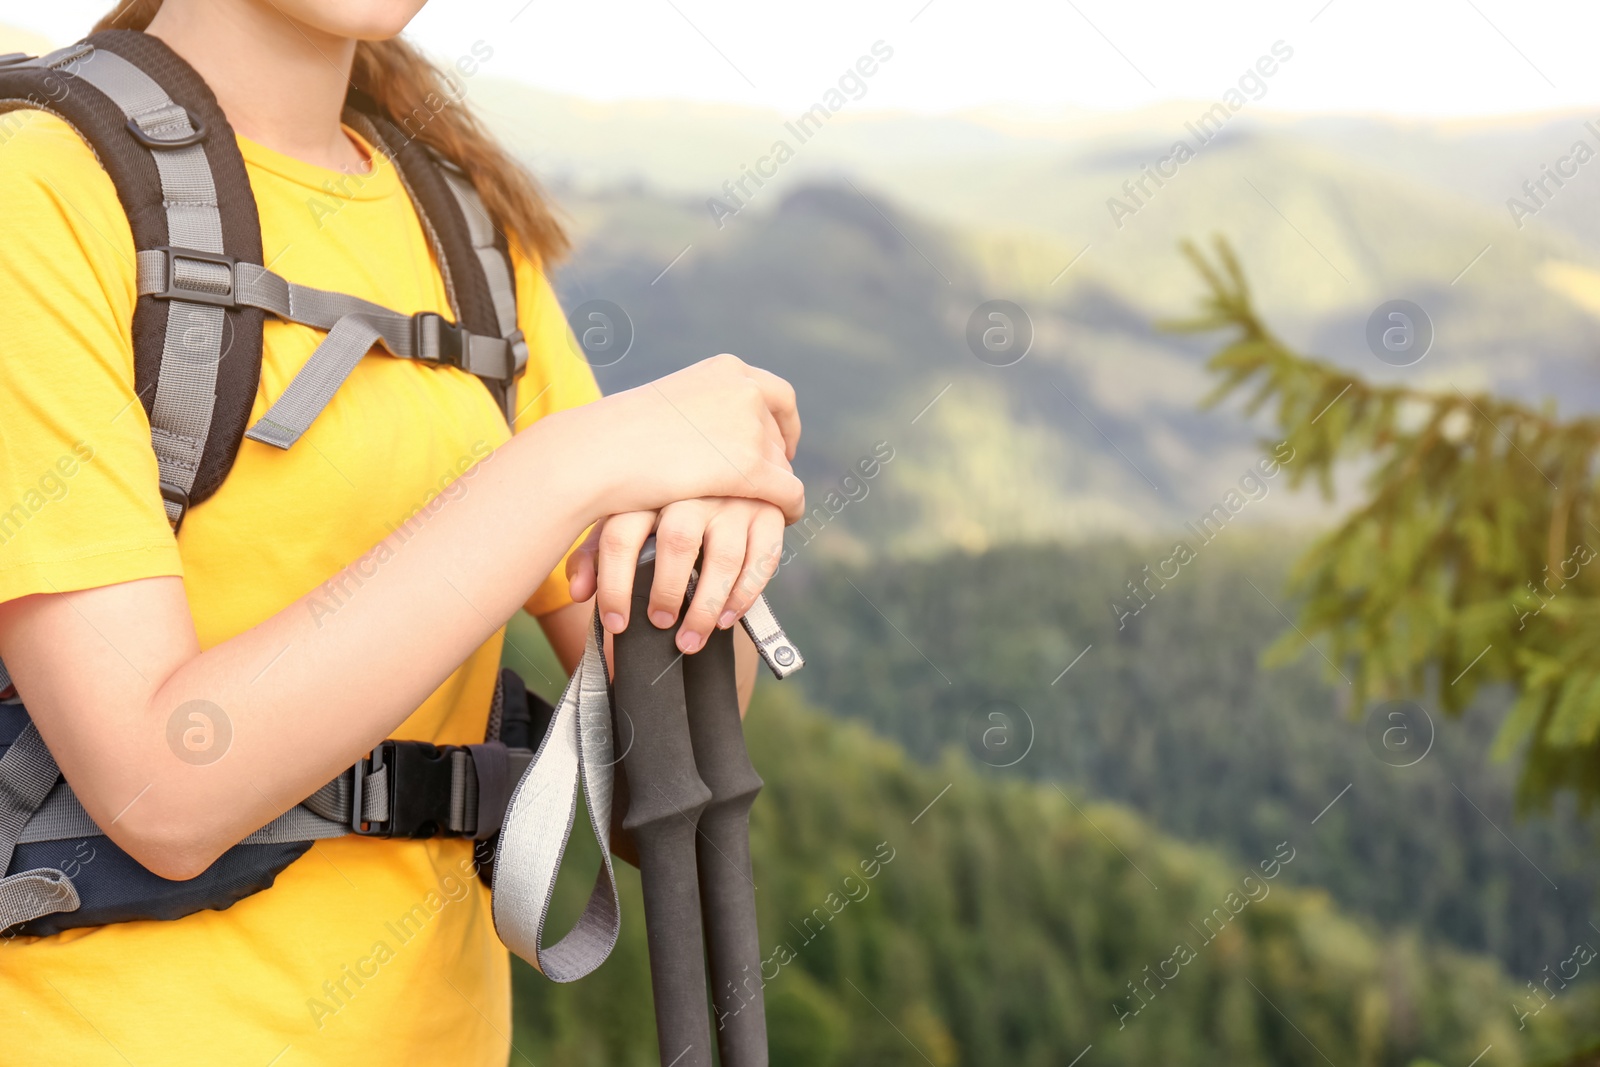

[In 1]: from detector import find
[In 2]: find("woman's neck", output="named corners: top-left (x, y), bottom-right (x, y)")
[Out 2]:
top-left (145, 1), bottom-right (367, 172)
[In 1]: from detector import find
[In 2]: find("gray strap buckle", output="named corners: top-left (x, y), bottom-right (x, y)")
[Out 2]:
top-left (148, 245), bottom-right (236, 308)
top-left (506, 328), bottom-right (529, 380)
top-left (412, 311), bottom-right (467, 367)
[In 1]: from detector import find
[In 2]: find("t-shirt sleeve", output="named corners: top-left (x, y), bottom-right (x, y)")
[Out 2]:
top-left (0, 112), bottom-right (182, 605)
top-left (509, 248), bottom-right (603, 618)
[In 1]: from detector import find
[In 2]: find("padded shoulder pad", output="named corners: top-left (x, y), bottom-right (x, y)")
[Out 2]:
top-left (91, 30), bottom-right (266, 509)
top-left (0, 32), bottom-right (265, 512)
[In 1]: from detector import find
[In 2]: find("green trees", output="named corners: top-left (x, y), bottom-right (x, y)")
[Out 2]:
top-left (509, 685), bottom-right (1598, 1065)
top-left (1174, 240), bottom-right (1600, 808)
top-left (773, 540), bottom-right (1600, 978)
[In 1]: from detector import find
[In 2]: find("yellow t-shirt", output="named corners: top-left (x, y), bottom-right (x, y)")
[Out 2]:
top-left (0, 111), bottom-right (600, 1065)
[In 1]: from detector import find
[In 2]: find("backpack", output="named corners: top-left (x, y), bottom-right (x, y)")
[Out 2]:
top-left (0, 30), bottom-right (804, 984)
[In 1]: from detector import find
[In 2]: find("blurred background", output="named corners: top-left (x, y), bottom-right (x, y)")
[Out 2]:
top-left (14, 2), bottom-right (1600, 1063)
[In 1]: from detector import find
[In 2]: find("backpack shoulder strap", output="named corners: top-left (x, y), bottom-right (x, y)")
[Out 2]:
top-left (437, 162), bottom-right (529, 425)
top-left (0, 33), bottom-right (528, 534)
top-left (0, 31), bottom-right (266, 530)
top-left (343, 101), bottom-right (528, 424)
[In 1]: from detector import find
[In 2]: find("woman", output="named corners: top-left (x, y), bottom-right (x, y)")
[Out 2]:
top-left (0, 0), bottom-right (802, 1063)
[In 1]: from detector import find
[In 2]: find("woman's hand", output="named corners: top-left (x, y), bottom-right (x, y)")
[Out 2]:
top-left (558, 354), bottom-right (804, 524)
top-left (568, 498), bottom-right (786, 653)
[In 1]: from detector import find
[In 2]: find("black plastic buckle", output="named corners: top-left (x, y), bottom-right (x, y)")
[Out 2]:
top-left (149, 246), bottom-right (236, 308)
top-left (158, 482), bottom-right (190, 533)
top-left (126, 111), bottom-right (207, 149)
top-left (413, 312), bottom-right (467, 367)
top-left (350, 740), bottom-right (464, 839)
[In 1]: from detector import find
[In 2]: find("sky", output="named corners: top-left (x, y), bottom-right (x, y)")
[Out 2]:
top-left (7, 0), bottom-right (1600, 118)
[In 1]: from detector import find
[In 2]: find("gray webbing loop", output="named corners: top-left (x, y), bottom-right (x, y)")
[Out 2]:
top-left (490, 596), bottom-right (803, 980)
top-left (62, 45), bottom-right (226, 529)
top-left (741, 593), bottom-right (806, 679)
top-left (246, 314), bottom-right (383, 449)
top-left (0, 723), bottom-right (72, 929)
top-left (0, 869), bottom-right (80, 929)
top-left (492, 609), bottom-right (620, 981)
top-left (0, 723), bottom-right (59, 872)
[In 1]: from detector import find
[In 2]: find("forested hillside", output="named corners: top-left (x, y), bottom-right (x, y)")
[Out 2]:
top-left (503, 666), bottom-right (1600, 1066)
top-left (771, 537), bottom-right (1600, 979)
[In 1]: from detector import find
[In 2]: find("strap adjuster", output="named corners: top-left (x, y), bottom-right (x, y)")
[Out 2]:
top-left (351, 740), bottom-right (464, 838)
top-left (412, 312), bottom-right (467, 367)
top-left (148, 246), bottom-right (236, 308)
top-left (506, 329), bottom-right (529, 381)
top-left (126, 106), bottom-right (207, 149)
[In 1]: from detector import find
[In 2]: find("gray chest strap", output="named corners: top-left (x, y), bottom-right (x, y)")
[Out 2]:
top-left (133, 250), bottom-right (525, 450)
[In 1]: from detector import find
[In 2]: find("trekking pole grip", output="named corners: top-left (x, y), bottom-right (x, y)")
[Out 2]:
top-left (613, 545), bottom-right (715, 1067)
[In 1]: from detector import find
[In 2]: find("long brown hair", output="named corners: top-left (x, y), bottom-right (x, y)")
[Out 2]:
top-left (95, 0), bottom-right (568, 264)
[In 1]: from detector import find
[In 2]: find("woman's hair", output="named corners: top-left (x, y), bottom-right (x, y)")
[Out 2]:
top-left (94, 0), bottom-right (568, 264)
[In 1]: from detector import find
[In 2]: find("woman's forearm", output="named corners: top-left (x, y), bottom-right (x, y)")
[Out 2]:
top-left (3, 355), bottom-right (801, 880)
top-left (4, 411), bottom-right (602, 879)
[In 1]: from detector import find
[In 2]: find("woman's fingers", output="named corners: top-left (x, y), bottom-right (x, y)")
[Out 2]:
top-left (737, 361), bottom-right (801, 460)
top-left (647, 502), bottom-right (709, 637)
top-left (583, 498), bottom-right (792, 654)
top-left (721, 504), bottom-right (785, 627)
top-left (565, 522), bottom-right (603, 604)
top-left (593, 511), bottom-right (657, 633)
top-left (761, 461), bottom-right (806, 525)
top-left (679, 507), bottom-right (754, 649)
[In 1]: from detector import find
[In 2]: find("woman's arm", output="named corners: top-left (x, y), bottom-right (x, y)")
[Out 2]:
top-left (0, 357), bottom-right (801, 881)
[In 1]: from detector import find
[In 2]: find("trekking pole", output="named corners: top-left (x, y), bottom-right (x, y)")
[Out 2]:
top-left (613, 540), bottom-right (799, 1067)
top-left (681, 623), bottom-right (769, 1065)
top-left (613, 548), bottom-right (716, 1067)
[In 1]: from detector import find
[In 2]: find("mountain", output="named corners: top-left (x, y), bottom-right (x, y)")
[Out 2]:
top-left (545, 168), bottom-right (1600, 554)
top-left (490, 74), bottom-right (1600, 408)
top-left (503, 89), bottom-right (1600, 549)
top-left (555, 179), bottom-right (1195, 552)
top-left (500, 646), bottom-right (1600, 1066)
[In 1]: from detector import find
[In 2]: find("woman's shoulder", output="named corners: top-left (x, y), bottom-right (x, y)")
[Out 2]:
top-left (0, 108), bottom-right (136, 305)
top-left (0, 108), bottom-right (112, 189)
